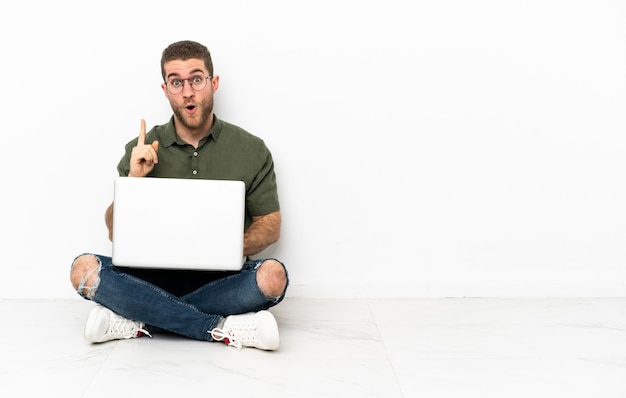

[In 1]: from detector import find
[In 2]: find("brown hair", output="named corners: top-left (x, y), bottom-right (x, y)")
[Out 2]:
top-left (160, 40), bottom-right (214, 80)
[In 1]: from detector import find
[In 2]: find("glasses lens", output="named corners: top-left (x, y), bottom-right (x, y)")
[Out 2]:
top-left (191, 75), bottom-right (208, 91)
top-left (167, 79), bottom-right (183, 94)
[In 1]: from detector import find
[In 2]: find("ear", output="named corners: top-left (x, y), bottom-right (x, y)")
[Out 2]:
top-left (161, 82), bottom-right (169, 97)
top-left (211, 75), bottom-right (220, 92)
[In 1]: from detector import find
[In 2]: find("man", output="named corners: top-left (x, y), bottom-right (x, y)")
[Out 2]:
top-left (70, 40), bottom-right (288, 351)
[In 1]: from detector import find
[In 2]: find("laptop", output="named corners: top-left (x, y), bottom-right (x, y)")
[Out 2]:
top-left (112, 176), bottom-right (246, 271)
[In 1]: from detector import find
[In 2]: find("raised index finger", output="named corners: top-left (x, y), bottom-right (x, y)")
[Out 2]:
top-left (137, 119), bottom-right (146, 146)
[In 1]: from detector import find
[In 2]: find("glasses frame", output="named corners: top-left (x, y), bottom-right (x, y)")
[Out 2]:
top-left (165, 75), bottom-right (213, 95)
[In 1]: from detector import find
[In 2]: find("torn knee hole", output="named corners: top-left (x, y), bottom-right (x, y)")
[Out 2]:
top-left (71, 255), bottom-right (102, 299)
top-left (257, 260), bottom-right (287, 298)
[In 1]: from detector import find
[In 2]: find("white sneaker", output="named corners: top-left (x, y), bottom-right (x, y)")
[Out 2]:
top-left (84, 305), bottom-right (151, 343)
top-left (210, 310), bottom-right (279, 350)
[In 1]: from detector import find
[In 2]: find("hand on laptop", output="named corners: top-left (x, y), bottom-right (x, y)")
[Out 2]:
top-left (129, 119), bottom-right (159, 177)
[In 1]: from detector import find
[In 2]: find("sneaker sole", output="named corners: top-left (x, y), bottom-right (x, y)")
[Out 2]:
top-left (83, 305), bottom-right (106, 343)
top-left (256, 310), bottom-right (280, 350)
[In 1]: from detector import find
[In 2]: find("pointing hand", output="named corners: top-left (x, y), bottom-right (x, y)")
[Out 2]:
top-left (128, 119), bottom-right (159, 177)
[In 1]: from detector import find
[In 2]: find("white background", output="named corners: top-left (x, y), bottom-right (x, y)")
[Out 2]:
top-left (1, 0), bottom-right (624, 299)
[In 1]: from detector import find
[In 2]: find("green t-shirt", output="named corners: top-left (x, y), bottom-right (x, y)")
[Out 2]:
top-left (116, 115), bottom-right (280, 230)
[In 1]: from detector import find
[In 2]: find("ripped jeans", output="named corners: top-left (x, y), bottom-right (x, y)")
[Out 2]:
top-left (71, 254), bottom-right (288, 341)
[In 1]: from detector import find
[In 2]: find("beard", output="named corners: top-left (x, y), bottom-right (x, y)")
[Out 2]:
top-left (172, 94), bottom-right (214, 131)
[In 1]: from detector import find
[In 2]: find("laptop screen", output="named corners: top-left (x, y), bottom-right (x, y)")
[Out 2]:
top-left (112, 177), bottom-right (246, 271)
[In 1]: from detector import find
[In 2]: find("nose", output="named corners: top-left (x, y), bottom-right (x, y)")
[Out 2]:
top-left (181, 80), bottom-right (195, 96)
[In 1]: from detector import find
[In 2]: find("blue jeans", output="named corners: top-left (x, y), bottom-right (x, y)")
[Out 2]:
top-left (72, 254), bottom-right (288, 341)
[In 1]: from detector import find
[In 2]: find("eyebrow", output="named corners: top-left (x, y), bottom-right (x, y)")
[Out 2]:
top-left (166, 68), bottom-right (206, 80)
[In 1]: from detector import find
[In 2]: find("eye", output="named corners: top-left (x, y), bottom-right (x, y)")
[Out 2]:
top-left (171, 79), bottom-right (183, 87)
top-left (192, 76), bottom-right (204, 84)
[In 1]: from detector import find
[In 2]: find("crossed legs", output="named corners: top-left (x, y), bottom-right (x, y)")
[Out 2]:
top-left (69, 254), bottom-right (288, 344)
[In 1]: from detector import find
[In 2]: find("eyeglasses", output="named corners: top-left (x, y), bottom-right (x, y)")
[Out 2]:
top-left (165, 75), bottom-right (213, 94)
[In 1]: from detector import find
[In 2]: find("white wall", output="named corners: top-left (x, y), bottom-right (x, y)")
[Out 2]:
top-left (1, 0), bottom-right (624, 299)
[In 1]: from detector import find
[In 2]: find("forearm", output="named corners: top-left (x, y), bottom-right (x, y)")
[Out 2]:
top-left (105, 202), bottom-right (114, 241)
top-left (244, 211), bottom-right (281, 256)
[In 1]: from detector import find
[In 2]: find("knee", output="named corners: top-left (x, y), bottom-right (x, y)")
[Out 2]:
top-left (256, 259), bottom-right (287, 298)
top-left (70, 254), bottom-right (101, 298)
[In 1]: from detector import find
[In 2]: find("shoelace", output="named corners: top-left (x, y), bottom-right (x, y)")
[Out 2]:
top-left (210, 324), bottom-right (256, 350)
top-left (107, 313), bottom-right (152, 339)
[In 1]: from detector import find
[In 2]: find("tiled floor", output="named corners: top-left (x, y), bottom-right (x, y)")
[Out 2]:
top-left (1, 297), bottom-right (625, 397)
